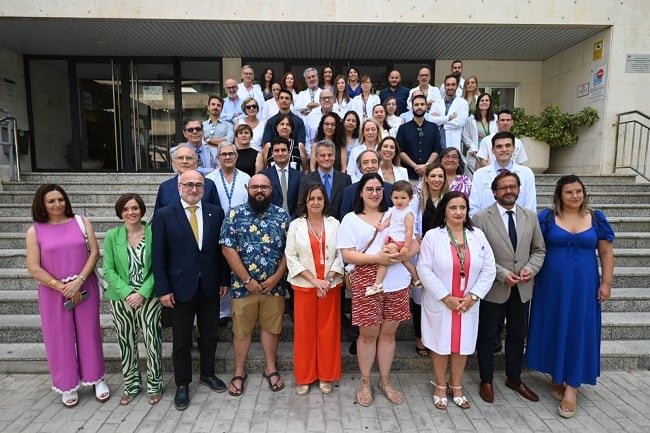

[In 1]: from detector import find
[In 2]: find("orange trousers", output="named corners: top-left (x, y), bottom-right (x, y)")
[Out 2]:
top-left (292, 284), bottom-right (342, 384)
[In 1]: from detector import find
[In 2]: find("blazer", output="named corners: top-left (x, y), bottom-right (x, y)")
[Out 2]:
top-left (340, 180), bottom-right (393, 220)
top-left (103, 222), bottom-right (154, 301)
top-left (152, 200), bottom-right (228, 302)
top-left (260, 165), bottom-right (303, 218)
top-left (154, 175), bottom-right (221, 213)
top-left (299, 170), bottom-right (351, 221)
top-left (285, 216), bottom-right (344, 288)
top-left (471, 203), bottom-right (546, 304)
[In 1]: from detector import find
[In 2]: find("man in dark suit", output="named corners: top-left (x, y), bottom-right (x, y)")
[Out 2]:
top-left (299, 139), bottom-right (351, 220)
top-left (340, 149), bottom-right (393, 218)
top-left (152, 169), bottom-right (229, 410)
top-left (260, 137), bottom-right (303, 218)
top-left (472, 171), bottom-right (546, 403)
top-left (154, 144), bottom-right (221, 213)
top-left (262, 89), bottom-right (306, 149)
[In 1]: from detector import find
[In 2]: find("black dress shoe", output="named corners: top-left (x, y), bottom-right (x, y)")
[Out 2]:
top-left (493, 340), bottom-right (502, 353)
top-left (349, 339), bottom-right (357, 355)
top-left (505, 378), bottom-right (539, 402)
top-left (200, 375), bottom-right (227, 393)
top-left (218, 317), bottom-right (230, 327)
top-left (174, 385), bottom-right (190, 410)
top-left (479, 382), bottom-right (494, 403)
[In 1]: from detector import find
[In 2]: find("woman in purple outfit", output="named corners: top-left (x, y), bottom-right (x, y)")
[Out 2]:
top-left (26, 184), bottom-right (110, 408)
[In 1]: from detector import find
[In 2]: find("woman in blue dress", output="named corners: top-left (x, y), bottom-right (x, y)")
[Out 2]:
top-left (526, 175), bottom-right (614, 418)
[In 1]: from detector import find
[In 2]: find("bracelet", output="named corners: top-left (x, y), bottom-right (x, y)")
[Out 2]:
top-left (242, 276), bottom-right (252, 285)
top-left (78, 274), bottom-right (86, 282)
top-left (47, 279), bottom-right (58, 288)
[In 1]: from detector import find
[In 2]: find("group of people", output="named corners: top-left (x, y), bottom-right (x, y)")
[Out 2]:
top-left (26, 62), bottom-right (614, 419)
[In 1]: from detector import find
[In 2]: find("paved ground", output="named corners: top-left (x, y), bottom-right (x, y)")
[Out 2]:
top-left (0, 369), bottom-right (648, 432)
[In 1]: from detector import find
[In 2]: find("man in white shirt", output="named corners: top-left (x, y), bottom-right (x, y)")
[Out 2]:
top-left (470, 131), bottom-right (537, 217)
top-left (294, 67), bottom-right (322, 119)
top-left (236, 65), bottom-right (265, 111)
top-left (477, 109), bottom-right (529, 167)
top-left (430, 74), bottom-right (469, 151)
top-left (439, 59), bottom-right (465, 97)
top-left (407, 66), bottom-right (441, 111)
top-left (222, 79), bottom-right (244, 124)
top-left (305, 89), bottom-right (337, 156)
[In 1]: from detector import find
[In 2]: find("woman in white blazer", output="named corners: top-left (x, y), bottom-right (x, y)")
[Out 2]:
top-left (377, 137), bottom-right (409, 184)
top-left (285, 183), bottom-right (344, 396)
top-left (417, 191), bottom-right (496, 410)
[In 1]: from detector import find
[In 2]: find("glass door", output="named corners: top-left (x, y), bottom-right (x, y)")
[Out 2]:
top-left (129, 62), bottom-right (176, 171)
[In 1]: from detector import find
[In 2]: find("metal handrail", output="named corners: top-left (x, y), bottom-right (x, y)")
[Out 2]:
top-left (0, 115), bottom-right (21, 181)
top-left (614, 110), bottom-right (649, 181)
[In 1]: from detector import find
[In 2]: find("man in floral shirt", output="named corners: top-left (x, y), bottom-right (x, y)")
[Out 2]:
top-left (220, 173), bottom-right (290, 396)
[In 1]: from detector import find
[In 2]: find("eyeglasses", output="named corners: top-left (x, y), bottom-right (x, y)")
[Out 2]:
top-left (248, 185), bottom-right (271, 191)
top-left (225, 85), bottom-right (238, 90)
top-left (496, 185), bottom-right (519, 192)
top-left (320, 96), bottom-right (333, 101)
top-left (180, 182), bottom-right (204, 189)
top-left (184, 127), bottom-right (203, 133)
top-left (442, 154), bottom-right (459, 160)
top-left (219, 151), bottom-right (236, 158)
top-left (242, 71), bottom-right (254, 76)
top-left (245, 105), bottom-right (258, 110)
top-left (174, 155), bottom-right (197, 161)
top-left (364, 186), bottom-right (384, 194)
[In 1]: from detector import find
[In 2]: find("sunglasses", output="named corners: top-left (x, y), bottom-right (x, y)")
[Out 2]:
top-left (245, 105), bottom-right (258, 110)
top-left (184, 127), bottom-right (203, 133)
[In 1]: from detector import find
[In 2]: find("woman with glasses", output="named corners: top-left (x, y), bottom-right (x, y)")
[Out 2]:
top-left (236, 97), bottom-right (265, 152)
top-left (311, 112), bottom-right (347, 172)
top-left (337, 173), bottom-right (418, 407)
top-left (350, 75), bottom-right (380, 122)
top-left (438, 147), bottom-right (472, 198)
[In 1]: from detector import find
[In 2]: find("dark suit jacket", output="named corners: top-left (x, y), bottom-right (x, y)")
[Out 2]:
top-left (260, 166), bottom-right (304, 218)
top-left (152, 200), bottom-right (229, 302)
top-left (299, 170), bottom-right (351, 220)
top-left (472, 203), bottom-right (546, 304)
top-left (340, 180), bottom-right (393, 219)
top-left (154, 175), bottom-right (221, 213)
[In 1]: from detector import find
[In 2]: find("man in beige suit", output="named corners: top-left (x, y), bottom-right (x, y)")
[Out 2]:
top-left (472, 171), bottom-right (546, 403)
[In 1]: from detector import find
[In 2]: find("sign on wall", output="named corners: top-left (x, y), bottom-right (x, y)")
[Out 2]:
top-left (625, 54), bottom-right (650, 73)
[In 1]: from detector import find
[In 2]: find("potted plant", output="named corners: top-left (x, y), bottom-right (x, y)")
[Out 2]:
top-left (511, 105), bottom-right (599, 173)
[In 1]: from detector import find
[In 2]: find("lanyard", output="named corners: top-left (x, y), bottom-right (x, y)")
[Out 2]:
top-left (447, 226), bottom-right (467, 277)
top-left (219, 169), bottom-right (238, 209)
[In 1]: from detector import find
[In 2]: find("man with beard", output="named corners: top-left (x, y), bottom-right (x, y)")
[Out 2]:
top-left (397, 94), bottom-right (442, 180)
top-left (220, 174), bottom-right (290, 396)
top-left (439, 59), bottom-right (465, 97)
top-left (379, 70), bottom-right (409, 115)
top-left (203, 95), bottom-right (234, 147)
top-left (222, 78), bottom-right (244, 124)
top-left (430, 74), bottom-right (469, 151)
top-left (260, 137), bottom-right (303, 217)
top-left (152, 169), bottom-right (229, 410)
top-left (472, 171), bottom-right (546, 403)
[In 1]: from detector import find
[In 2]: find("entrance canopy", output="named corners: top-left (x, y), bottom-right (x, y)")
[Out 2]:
top-left (0, 19), bottom-right (607, 60)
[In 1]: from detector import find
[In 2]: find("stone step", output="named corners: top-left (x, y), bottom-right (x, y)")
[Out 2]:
top-left (536, 192), bottom-right (650, 205)
top-left (0, 191), bottom-right (160, 204)
top-left (0, 310), bottom-right (645, 344)
top-left (1, 181), bottom-right (164, 193)
top-left (534, 184), bottom-right (650, 193)
top-left (0, 338), bottom-right (647, 374)
top-left (0, 204), bottom-right (155, 218)
top-left (0, 232), bottom-right (108, 249)
top-left (10, 173), bottom-right (171, 184)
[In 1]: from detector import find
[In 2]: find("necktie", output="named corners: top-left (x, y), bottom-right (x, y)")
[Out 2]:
top-left (323, 173), bottom-right (332, 199)
top-left (499, 168), bottom-right (508, 174)
top-left (280, 168), bottom-right (289, 212)
top-left (506, 210), bottom-right (517, 250)
top-left (188, 206), bottom-right (199, 244)
top-left (196, 148), bottom-right (204, 168)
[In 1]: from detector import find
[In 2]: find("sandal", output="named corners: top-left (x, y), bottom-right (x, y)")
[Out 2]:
top-left (319, 381), bottom-right (333, 394)
top-left (228, 374), bottom-right (248, 397)
top-left (551, 382), bottom-right (566, 401)
top-left (412, 279), bottom-right (423, 288)
top-left (365, 283), bottom-right (383, 297)
top-left (415, 344), bottom-right (429, 357)
top-left (94, 380), bottom-right (110, 403)
top-left (147, 393), bottom-right (162, 405)
top-left (120, 393), bottom-right (135, 406)
top-left (559, 399), bottom-right (576, 418)
top-left (378, 375), bottom-right (403, 405)
top-left (356, 376), bottom-right (373, 407)
top-left (449, 384), bottom-right (470, 409)
top-left (62, 390), bottom-right (79, 408)
top-left (430, 381), bottom-right (447, 410)
top-left (262, 371), bottom-right (285, 392)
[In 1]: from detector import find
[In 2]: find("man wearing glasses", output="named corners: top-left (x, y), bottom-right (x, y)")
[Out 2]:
top-left (169, 118), bottom-right (218, 176)
top-left (222, 78), bottom-right (244, 124)
top-left (221, 174), bottom-right (291, 396)
top-left (397, 94), bottom-right (442, 180)
top-left (305, 89), bottom-right (337, 157)
top-left (236, 65), bottom-right (265, 111)
top-left (203, 95), bottom-right (234, 148)
top-left (154, 144), bottom-right (221, 212)
top-left (153, 169), bottom-right (230, 410)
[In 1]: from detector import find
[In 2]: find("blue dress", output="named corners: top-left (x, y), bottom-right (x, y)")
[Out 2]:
top-left (526, 208), bottom-right (614, 387)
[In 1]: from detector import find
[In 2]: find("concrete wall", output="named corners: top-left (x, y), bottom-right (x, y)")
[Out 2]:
top-left (0, 46), bottom-right (30, 177)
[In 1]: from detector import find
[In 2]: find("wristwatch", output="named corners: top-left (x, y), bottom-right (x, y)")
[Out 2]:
top-left (242, 276), bottom-right (252, 285)
top-left (470, 293), bottom-right (479, 301)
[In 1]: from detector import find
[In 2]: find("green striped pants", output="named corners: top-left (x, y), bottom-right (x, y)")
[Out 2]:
top-left (109, 296), bottom-right (163, 396)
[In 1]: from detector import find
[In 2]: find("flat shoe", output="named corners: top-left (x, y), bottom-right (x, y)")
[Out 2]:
top-left (62, 391), bottom-right (78, 408)
top-left (378, 376), bottom-right (403, 405)
top-left (262, 371), bottom-right (285, 392)
top-left (296, 384), bottom-right (310, 396)
top-left (94, 380), bottom-right (110, 403)
top-left (120, 393), bottom-right (135, 406)
top-left (319, 381), bottom-right (333, 394)
top-left (356, 377), bottom-right (373, 407)
top-left (415, 344), bottom-right (429, 357)
top-left (147, 393), bottom-right (162, 405)
top-left (228, 374), bottom-right (248, 397)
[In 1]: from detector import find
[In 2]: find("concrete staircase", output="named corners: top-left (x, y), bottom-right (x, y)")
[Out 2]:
top-left (0, 173), bottom-right (648, 373)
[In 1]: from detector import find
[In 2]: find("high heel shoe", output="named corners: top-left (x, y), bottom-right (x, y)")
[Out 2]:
top-left (430, 381), bottom-right (448, 410)
top-left (94, 379), bottom-right (110, 403)
top-left (449, 384), bottom-right (470, 409)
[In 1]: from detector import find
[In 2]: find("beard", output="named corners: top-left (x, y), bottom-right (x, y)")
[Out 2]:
top-left (248, 194), bottom-right (272, 214)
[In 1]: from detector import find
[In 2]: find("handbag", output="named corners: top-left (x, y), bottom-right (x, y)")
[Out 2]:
top-left (74, 215), bottom-right (108, 291)
top-left (344, 213), bottom-right (384, 291)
